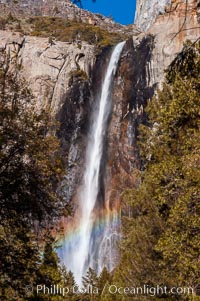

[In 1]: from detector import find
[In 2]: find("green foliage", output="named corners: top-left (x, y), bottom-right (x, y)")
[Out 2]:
top-left (114, 40), bottom-right (200, 300)
top-left (98, 268), bottom-right (114, 301)
top-left (27, 16), bottom-right (123, 47)
top-left (98, 267), bottom-right (112, 292)
top-left (0, 52), bottom-right (69, 300)
top-left (0, 13), bottom-right (21, 31)
top-left (0, 62), bottom-right (67, 222)
top-left (33, 240), bottom-right (65, 301)
top-left (79, 267), bottom-right (113, 301)
top-left (0, 17), bottom-right (6, 30)
top-left (0, 219), bottom-right (40, 300)
top-left (82, 267), bottom-right (98, 288)
top-left (69, 69), bottom-right (88, 86)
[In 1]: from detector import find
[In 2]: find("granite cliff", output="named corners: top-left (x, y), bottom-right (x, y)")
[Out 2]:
top-left (0, 0), bottom-right (136, 34)
top-left (135, 0), bottom-right (171, 31)
top-left (0, 0), bottom-right (199, 212)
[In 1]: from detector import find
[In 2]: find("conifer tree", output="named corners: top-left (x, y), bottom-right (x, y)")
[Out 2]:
top-left (98, 268), bottom-right (114, 301)
top-left (81, 267), bottom-right (99, 301)
top-left (0, 51), bottom-right (69, 300)
top-left (82, 267), bottom-right (98, 288)
top-left (114, 40), bottom-right (200, 300)
top-left (98, 267), bottom-right (112, 293)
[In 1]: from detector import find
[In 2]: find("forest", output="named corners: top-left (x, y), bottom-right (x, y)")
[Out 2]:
top-left (0, 36), bottom-right (199, 300)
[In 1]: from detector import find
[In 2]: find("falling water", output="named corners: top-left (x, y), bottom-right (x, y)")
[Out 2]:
top-left (60, 41), bottom-right (125, 285)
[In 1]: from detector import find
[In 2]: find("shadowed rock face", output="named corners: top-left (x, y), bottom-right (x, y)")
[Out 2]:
top-left (56, 80), bottom-right (91, 203)
top-left (0, 0), bottom-right (199, 214)
top-left (104, 37), bottom-right (156, 211)
top-left (105, 0), bottom-right (200, 210)
top-left (56, 46), bottom-right (113, 204)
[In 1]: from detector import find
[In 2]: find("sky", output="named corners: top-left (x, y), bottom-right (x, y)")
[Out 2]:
top-left (81, 0), bottom-right (137, 25)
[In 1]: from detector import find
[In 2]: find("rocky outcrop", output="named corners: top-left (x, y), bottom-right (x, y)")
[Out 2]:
top-left (0, 0), bottom-right (199, 208)
top-left (0, 0), bottom-right (132, 35)
top-left (0, 29), bottom-right (96, 202)
top-left (135, 0), bottom-right (200, 31)
top-left (0, 30), bottom-right (95, 111)
top-left (135, 0), bottom-right (171, 31)
top-left (105, 0), bottom-right (200, 209)
top-left (135, 0), bottom-right (200, 87)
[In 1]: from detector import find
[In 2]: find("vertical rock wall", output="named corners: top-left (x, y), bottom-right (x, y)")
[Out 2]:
top-left (106, 0), bottom-right (200, 211)
top-left (145, 0), bottom-right (200, 87)
top-left (104, 37), bottom-right (156, 211)
top-left (0, 0), bottom-right (199, 215)
top-left (135, 0), bottom-right (171, 31)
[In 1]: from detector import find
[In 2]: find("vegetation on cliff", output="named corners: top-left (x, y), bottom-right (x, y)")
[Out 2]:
top-left (0, 10), bottom-right (199, 298)
top-left (0, 53), bottom-right (69, 300)
top-left (113, 40), bottom-right (200, 300)
top-left (29, 16), bottom-right (124, 47)
top-left (0, 14), bottom-right (125, 47)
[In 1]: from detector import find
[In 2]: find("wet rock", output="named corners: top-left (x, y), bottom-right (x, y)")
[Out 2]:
top-left (105, 37), bottom-right (155, 209)
top-left (56, 80), bottom-right (91, 202)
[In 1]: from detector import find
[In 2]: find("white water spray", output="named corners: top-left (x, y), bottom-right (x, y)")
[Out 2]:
top-left (62, 42), bottom-right (125, 285)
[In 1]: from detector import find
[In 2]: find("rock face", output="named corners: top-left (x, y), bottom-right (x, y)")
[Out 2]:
top-left (0, 30), bottom-right (96, 202)
top-left (135, 0), bottom-right (200, 31)
top-left (105, 0), bottom-right (200, 209)
top-left (0, 0), bottom-right (130, 34)
top-left (145, 0), bottom-right (199, 87)
top-left (135, 0), bottom-right (171, 31)
top-left (105, 37), bottom-right (155, 209)
top-left (0, 0), bottom-right (199, 212)
top-left (0, 30), bottom-right (95, 111)
top-left (197, 0), bottom-right (200, 21)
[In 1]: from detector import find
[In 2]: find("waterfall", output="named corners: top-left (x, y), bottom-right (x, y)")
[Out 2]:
top-left (60, 41), bottom-right (125, 285)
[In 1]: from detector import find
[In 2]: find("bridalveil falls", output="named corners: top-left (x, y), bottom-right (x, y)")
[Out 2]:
top-left (59, 42), bottom-right (125, 285)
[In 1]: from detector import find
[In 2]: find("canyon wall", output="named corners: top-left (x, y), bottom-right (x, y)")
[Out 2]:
top-left (0, 0), bottom-right (199, 214)
top-left (105, 0), bottom-right (200, 208)
top-left (139, 0), bottom-right (200, 87)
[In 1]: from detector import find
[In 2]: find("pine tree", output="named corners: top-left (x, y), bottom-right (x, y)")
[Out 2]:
top-left (81, 268), bottom-right (99, 301)
top-left (114, 40), bottom-right (200, 301)
top-left (97, 268), bottom-right (114, 301)
top-left (0, 50), bottom-right (69, 300)
top-left (0, 219), bottom-right (40, 301)
top-left (82, 267), bottom-right (98, 288)
top-left (33, 239), bottom-right (65, 301)
top-left (98, 267), bottom-right (112, 292)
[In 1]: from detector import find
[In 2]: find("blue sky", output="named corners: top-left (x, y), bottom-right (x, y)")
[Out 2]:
top-left (81, 0), bottom-right (136, 25)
